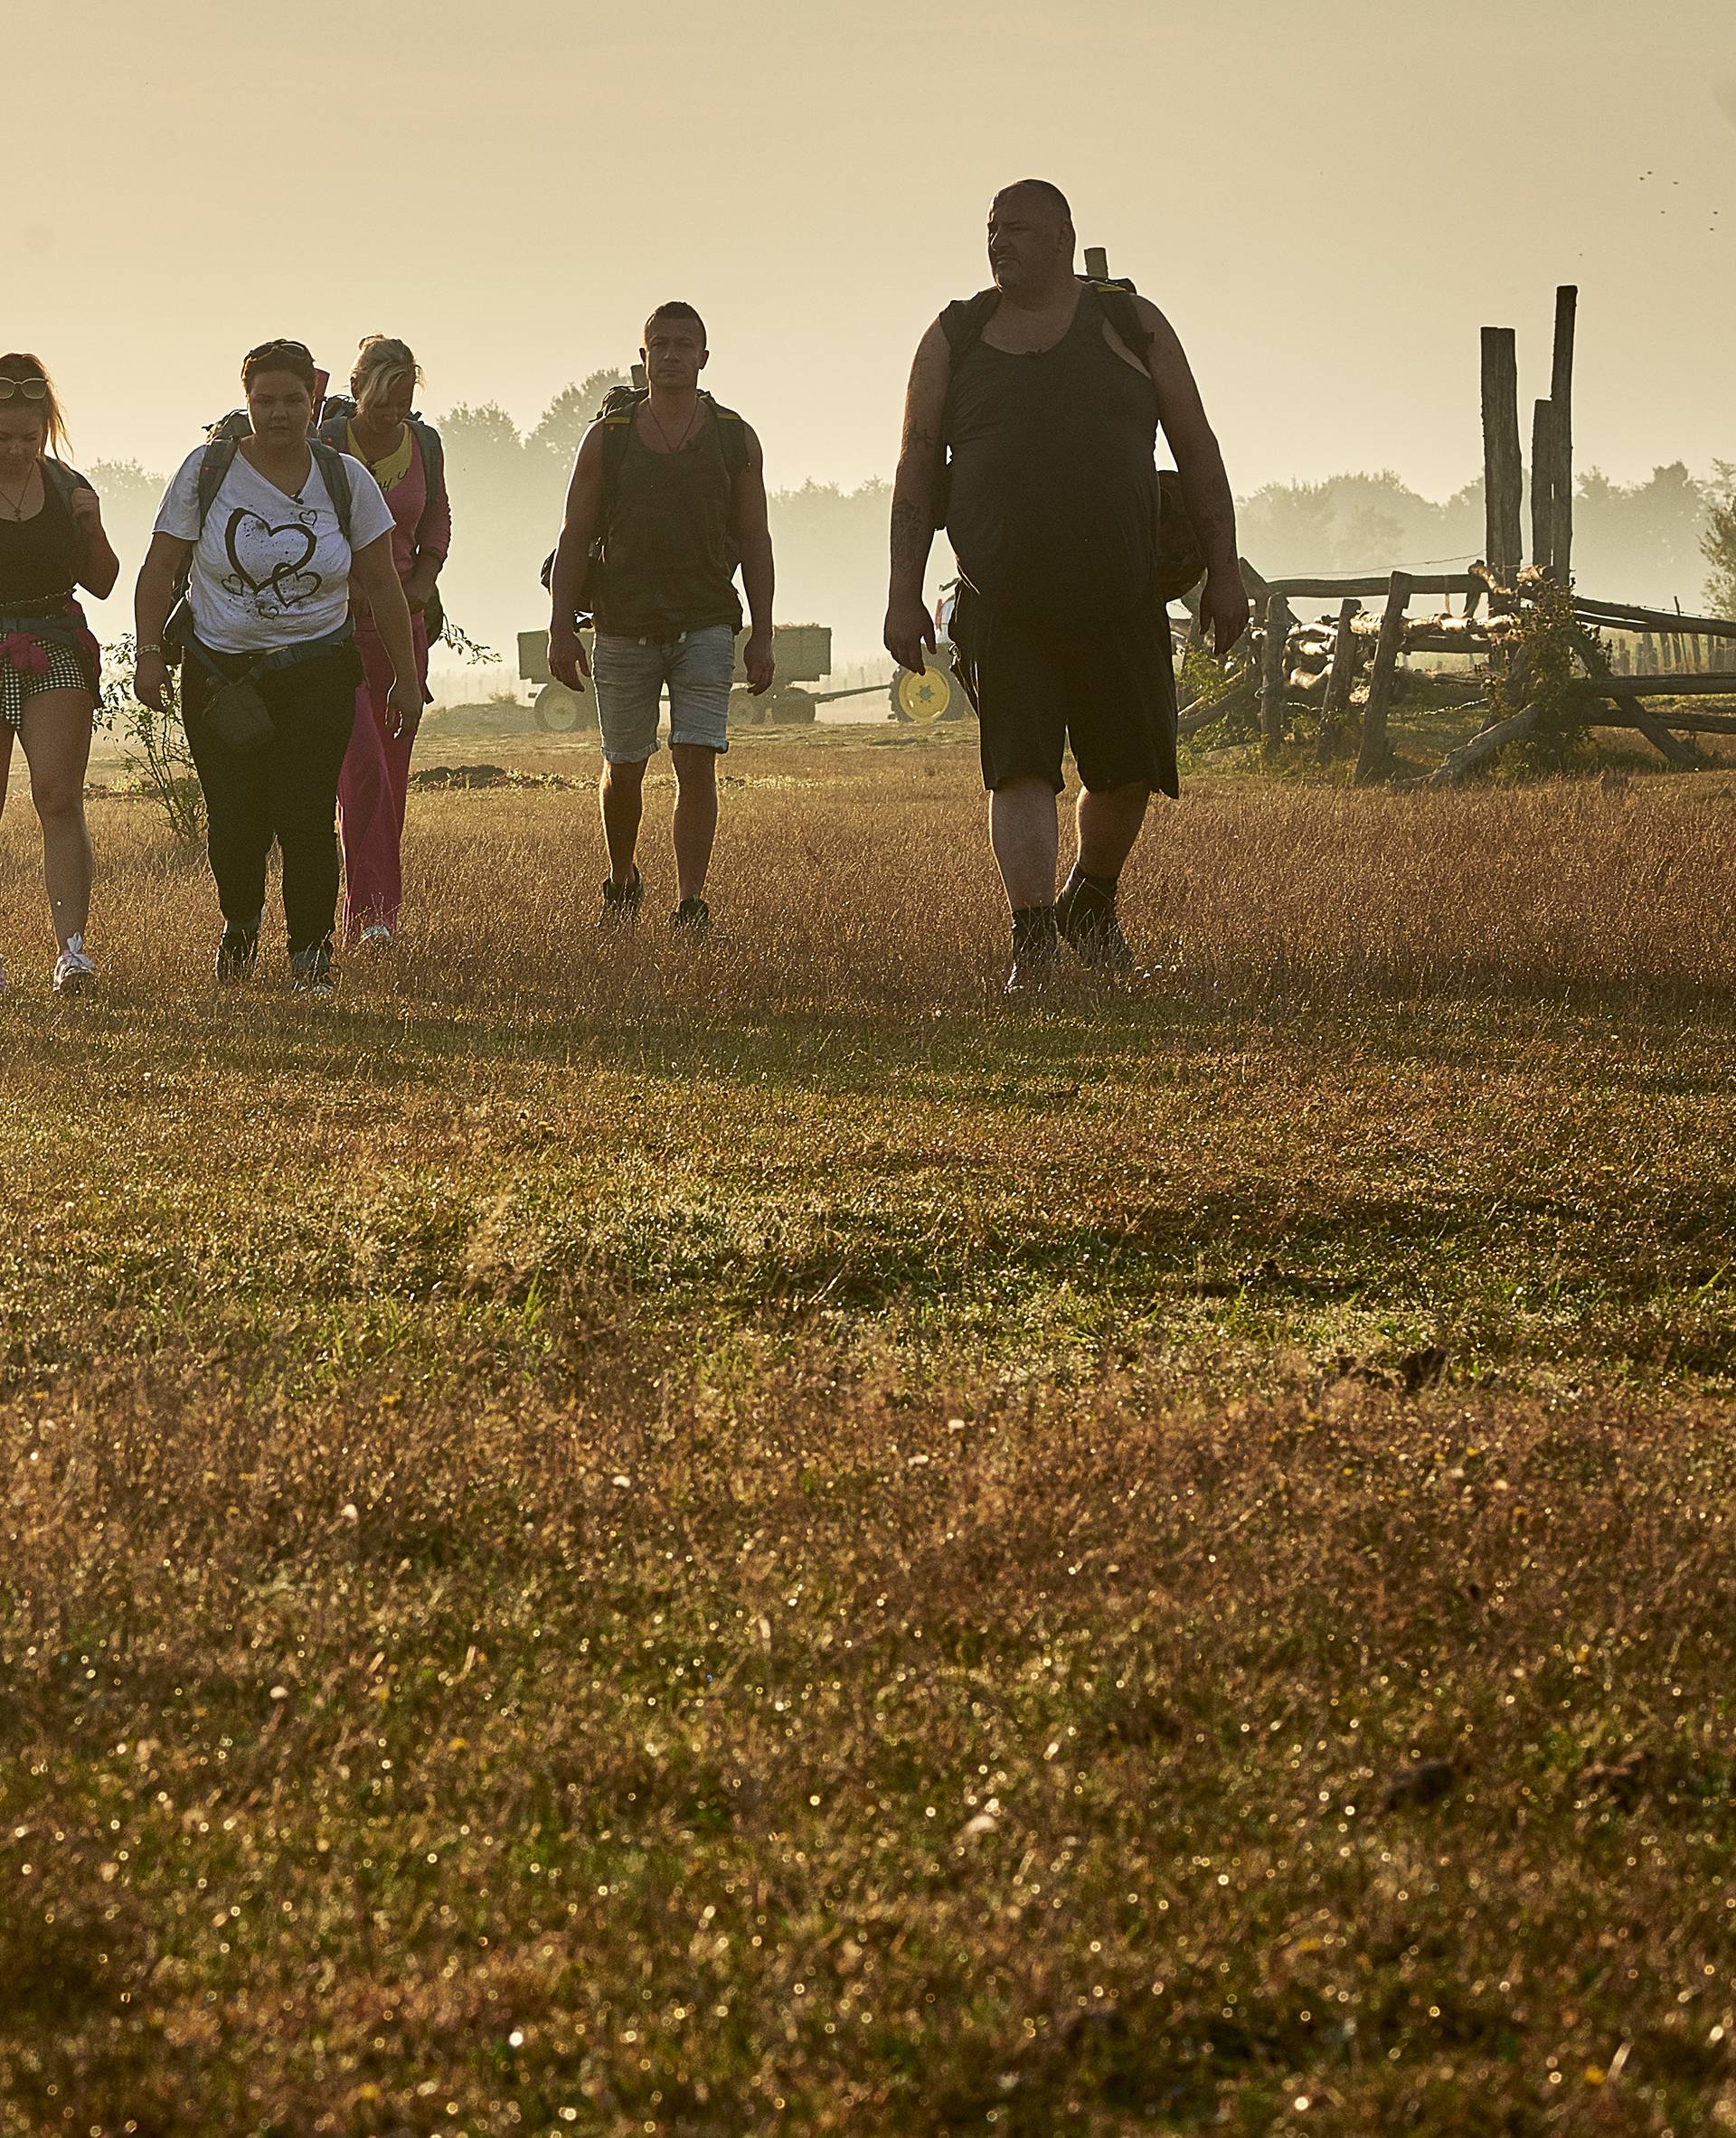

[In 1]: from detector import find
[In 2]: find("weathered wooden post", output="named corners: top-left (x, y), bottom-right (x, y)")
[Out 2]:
top-left (1481, 329), bottom-right (1524, 590)
top-left (1259, 590), bottom-right (1293, 755)
top-left (1530, 400), bottom-right (1557, 573)
top-left (1316, 596), bottom-right (1363, 760)
top-left (1550, 286), bottom-right (1577, 582)
top-left (1355, 571), bottom-right (1413, 785)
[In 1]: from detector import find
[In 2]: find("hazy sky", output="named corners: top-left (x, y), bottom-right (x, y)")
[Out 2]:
top-left (24, 0), bottom-right (1736, 510)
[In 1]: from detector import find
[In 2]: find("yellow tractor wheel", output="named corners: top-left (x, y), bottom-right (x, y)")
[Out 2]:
top-left (533, 681), bottom-right (592, 734)
top-left (891, 661), bottom-right (959, 723)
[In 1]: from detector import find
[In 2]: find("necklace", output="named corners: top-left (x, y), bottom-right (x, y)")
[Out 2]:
top-left (646, 400), bottom-right (701, 456)
top-left (0, 468), bottom-right (37, 521)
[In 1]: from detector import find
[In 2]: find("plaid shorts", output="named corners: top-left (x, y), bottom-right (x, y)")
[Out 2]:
top-left (0, 636), bottom-right (90, 729)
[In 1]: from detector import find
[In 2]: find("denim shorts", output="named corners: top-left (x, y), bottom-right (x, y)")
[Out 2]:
top-left (591, 624), bottom-right (734, 762)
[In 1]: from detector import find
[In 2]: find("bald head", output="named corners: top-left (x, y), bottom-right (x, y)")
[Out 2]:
top-left (992, 178), bottom-right (1073, 231)
top-left (986, 180), bottom-right (1077, 301)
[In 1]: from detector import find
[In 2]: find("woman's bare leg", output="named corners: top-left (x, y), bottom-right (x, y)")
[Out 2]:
top-left (17, 690), bottom-right (94, 948)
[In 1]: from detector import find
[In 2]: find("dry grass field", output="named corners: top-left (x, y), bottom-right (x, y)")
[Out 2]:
top-left (5, 727), bottom-right (1736, 2134)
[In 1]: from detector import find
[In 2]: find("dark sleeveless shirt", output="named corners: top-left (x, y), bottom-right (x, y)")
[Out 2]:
top-left (594, 413), bottom-right (742, 639)
top-left (944, 287), bottom-right (1161, 627)
top-left (0, 473), bottom-right (80, 605)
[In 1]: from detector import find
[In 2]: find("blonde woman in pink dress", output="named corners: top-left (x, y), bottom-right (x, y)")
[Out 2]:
top-left (320, 337), bottom-right (450, 945)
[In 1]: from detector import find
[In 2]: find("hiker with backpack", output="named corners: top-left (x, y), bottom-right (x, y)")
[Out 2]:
top-left (318, 336), bottom-right (450, 946)
top-left (132, 338), bottom-right (412, 994)
top-left (546, 301), bottom-right (775, 937)
top-left (0, 353), bottom-right (117, 997)
top-left (884, 180), bottom-right (1249, 994)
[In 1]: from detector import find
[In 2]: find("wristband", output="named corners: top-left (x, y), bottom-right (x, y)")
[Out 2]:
top-left (138, 643), bottom-right (165, 655)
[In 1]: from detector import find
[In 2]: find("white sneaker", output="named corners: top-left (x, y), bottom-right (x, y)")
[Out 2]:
top-left (52, 937), bottom-right (97, 997)
top-left (359, 923), bottom-right (394, 948)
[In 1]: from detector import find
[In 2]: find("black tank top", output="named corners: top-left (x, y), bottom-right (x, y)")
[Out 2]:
top-left (945, 287), bottom-right (1160, 626)
top-left (0, 471), bottom-right (80, 605)
top-left (594, 413), bottom-right (742, 639)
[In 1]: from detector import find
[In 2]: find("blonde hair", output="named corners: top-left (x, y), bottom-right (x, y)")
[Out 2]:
top-left (0, 352), bottom-right (70, 457)
top-left (353, 335), bottom-right (421, 415)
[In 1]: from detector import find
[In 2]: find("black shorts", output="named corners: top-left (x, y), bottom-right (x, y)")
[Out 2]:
top-left (951, 586), bottom-right (1179, 797)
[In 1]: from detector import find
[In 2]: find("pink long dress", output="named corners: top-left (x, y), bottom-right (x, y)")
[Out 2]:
top-left (336, 427), bottom-right (450, 939)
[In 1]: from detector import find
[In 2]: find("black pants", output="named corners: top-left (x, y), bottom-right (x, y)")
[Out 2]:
top-left (184, 645), bottom-right (361, 957)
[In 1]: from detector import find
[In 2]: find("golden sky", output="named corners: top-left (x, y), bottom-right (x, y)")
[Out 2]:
top-left (23, 0), bottom-right (1736, 499)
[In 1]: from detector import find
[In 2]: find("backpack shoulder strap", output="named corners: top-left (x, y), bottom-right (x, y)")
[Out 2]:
top-left (308, 438), bottom-right (354, 543)
top-left (195, 436), bottom-right (241, 533)
top-left (42, 457), bottom-right (90, 507)
top-left (409, 415), bottom-right (444, 492)
top-left (939, 289), bottom-right (1001, 371)
top-left (705, 397), bottom-right (751, 480)
top-left (1089, 280), bottom-right (1153, 363)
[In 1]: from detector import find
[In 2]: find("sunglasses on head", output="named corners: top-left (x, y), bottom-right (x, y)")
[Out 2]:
top-left (0, 376), bottom-right (48, 402)
top-left (245, 339), bottom-right (314, 364)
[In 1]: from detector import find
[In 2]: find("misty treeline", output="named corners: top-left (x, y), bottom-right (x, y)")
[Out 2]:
top-left (78, 381), bottom-right (1735, 671)
top-left (1239, 464), bottom-right (1731, 615)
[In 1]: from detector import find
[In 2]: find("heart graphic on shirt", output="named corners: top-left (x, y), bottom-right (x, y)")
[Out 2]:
top-left (223, 508), bottom-right (323, 609)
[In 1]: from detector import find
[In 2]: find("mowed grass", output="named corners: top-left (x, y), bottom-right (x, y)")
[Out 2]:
top-left (4, 733), bottom-right (1736, 2135)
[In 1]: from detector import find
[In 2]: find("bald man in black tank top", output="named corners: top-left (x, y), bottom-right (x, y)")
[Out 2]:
top-left (886, 181), bottom-right (1248, 994)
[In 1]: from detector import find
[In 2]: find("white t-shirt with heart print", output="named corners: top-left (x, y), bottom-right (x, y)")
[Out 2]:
top-left (156, 444), bottom-right (395, 655)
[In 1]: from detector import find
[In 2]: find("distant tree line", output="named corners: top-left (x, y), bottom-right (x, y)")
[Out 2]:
top-left (1236, 464), bottom-right (1722, 615)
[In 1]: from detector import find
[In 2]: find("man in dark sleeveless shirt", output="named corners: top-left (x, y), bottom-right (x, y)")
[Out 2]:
top-left (548, 303), bottom-right (775, 936)
top-left (885, 180), bottom-right (1248, 993)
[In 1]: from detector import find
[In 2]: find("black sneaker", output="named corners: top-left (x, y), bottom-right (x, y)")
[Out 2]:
top-left (1004, 905), bottom-right (1061, 998)
top-left (214, 918), bottom-right (260, 981)
top-left (289, 941), bottom-right (335, 996)
top-left (599, 869), bottom-right (644, 926)
top-left (671, 896), bottom-right (712, 940)
top-left (1056, 870), bottom-right (1132, 971)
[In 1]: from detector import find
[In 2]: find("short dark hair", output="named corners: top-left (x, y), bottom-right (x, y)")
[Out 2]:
top-left (994, 178), bottom-right (1073, 226)
top-left (643, 301), bottom-right (707, 346)
top-left (241, 337), bottom-right (318, 392)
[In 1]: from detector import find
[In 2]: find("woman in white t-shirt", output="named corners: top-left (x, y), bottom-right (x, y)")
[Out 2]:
top-left (133, 339), bottom-right (417, 994)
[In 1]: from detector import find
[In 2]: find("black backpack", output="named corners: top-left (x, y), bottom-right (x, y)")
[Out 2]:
top-left (934, 275), bottom-right (1204, 602)
top-left (540, 385), bottom-right (750, 621)
top-left (164, 415), bottom-right (356, 658)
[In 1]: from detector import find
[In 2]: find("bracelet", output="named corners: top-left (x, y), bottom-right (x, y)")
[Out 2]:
top-left (138, 642), bottom-right (165, 655)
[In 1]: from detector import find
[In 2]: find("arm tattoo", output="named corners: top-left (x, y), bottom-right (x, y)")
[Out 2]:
top-left (890, 499), bottom-right (934, 579)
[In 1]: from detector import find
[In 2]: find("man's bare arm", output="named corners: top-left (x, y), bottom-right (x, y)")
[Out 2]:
top-left (1136, 296), bottom-right (1250, 654)
top-left (733, 424), bottom-right (776, 694)
top-left (547, 424), bottom-right (608, 689)
top-left (884, 320), bottom-right (951, 669)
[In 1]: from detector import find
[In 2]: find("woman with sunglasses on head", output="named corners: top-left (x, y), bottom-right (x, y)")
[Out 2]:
top-left (133, 338), bottom-right (414, 995)
top-left (317, 336), bottom-right (450, 946)
top-left (0, 354), bottom-right (118, 996)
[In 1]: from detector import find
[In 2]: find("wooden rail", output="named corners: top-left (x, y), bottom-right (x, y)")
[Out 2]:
top-left (1267, 573), bottom-right (1477, 600)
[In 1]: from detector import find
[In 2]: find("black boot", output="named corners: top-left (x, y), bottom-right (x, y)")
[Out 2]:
top-left (1005, 905), bottom-right (1061, 998)
top-left (214, 912), bottom-right (262, 982)
top-left (1056, 866), bottom-right (1132, 970)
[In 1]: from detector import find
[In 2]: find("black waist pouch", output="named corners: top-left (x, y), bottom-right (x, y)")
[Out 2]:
top-left (203, 674), bottom-right (275, 755)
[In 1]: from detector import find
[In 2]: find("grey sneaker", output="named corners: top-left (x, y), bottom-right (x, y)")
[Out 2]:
top-left (52, 937), bottom-right (97, 996)
top-left (289, 941), bottom-right (335, 995)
